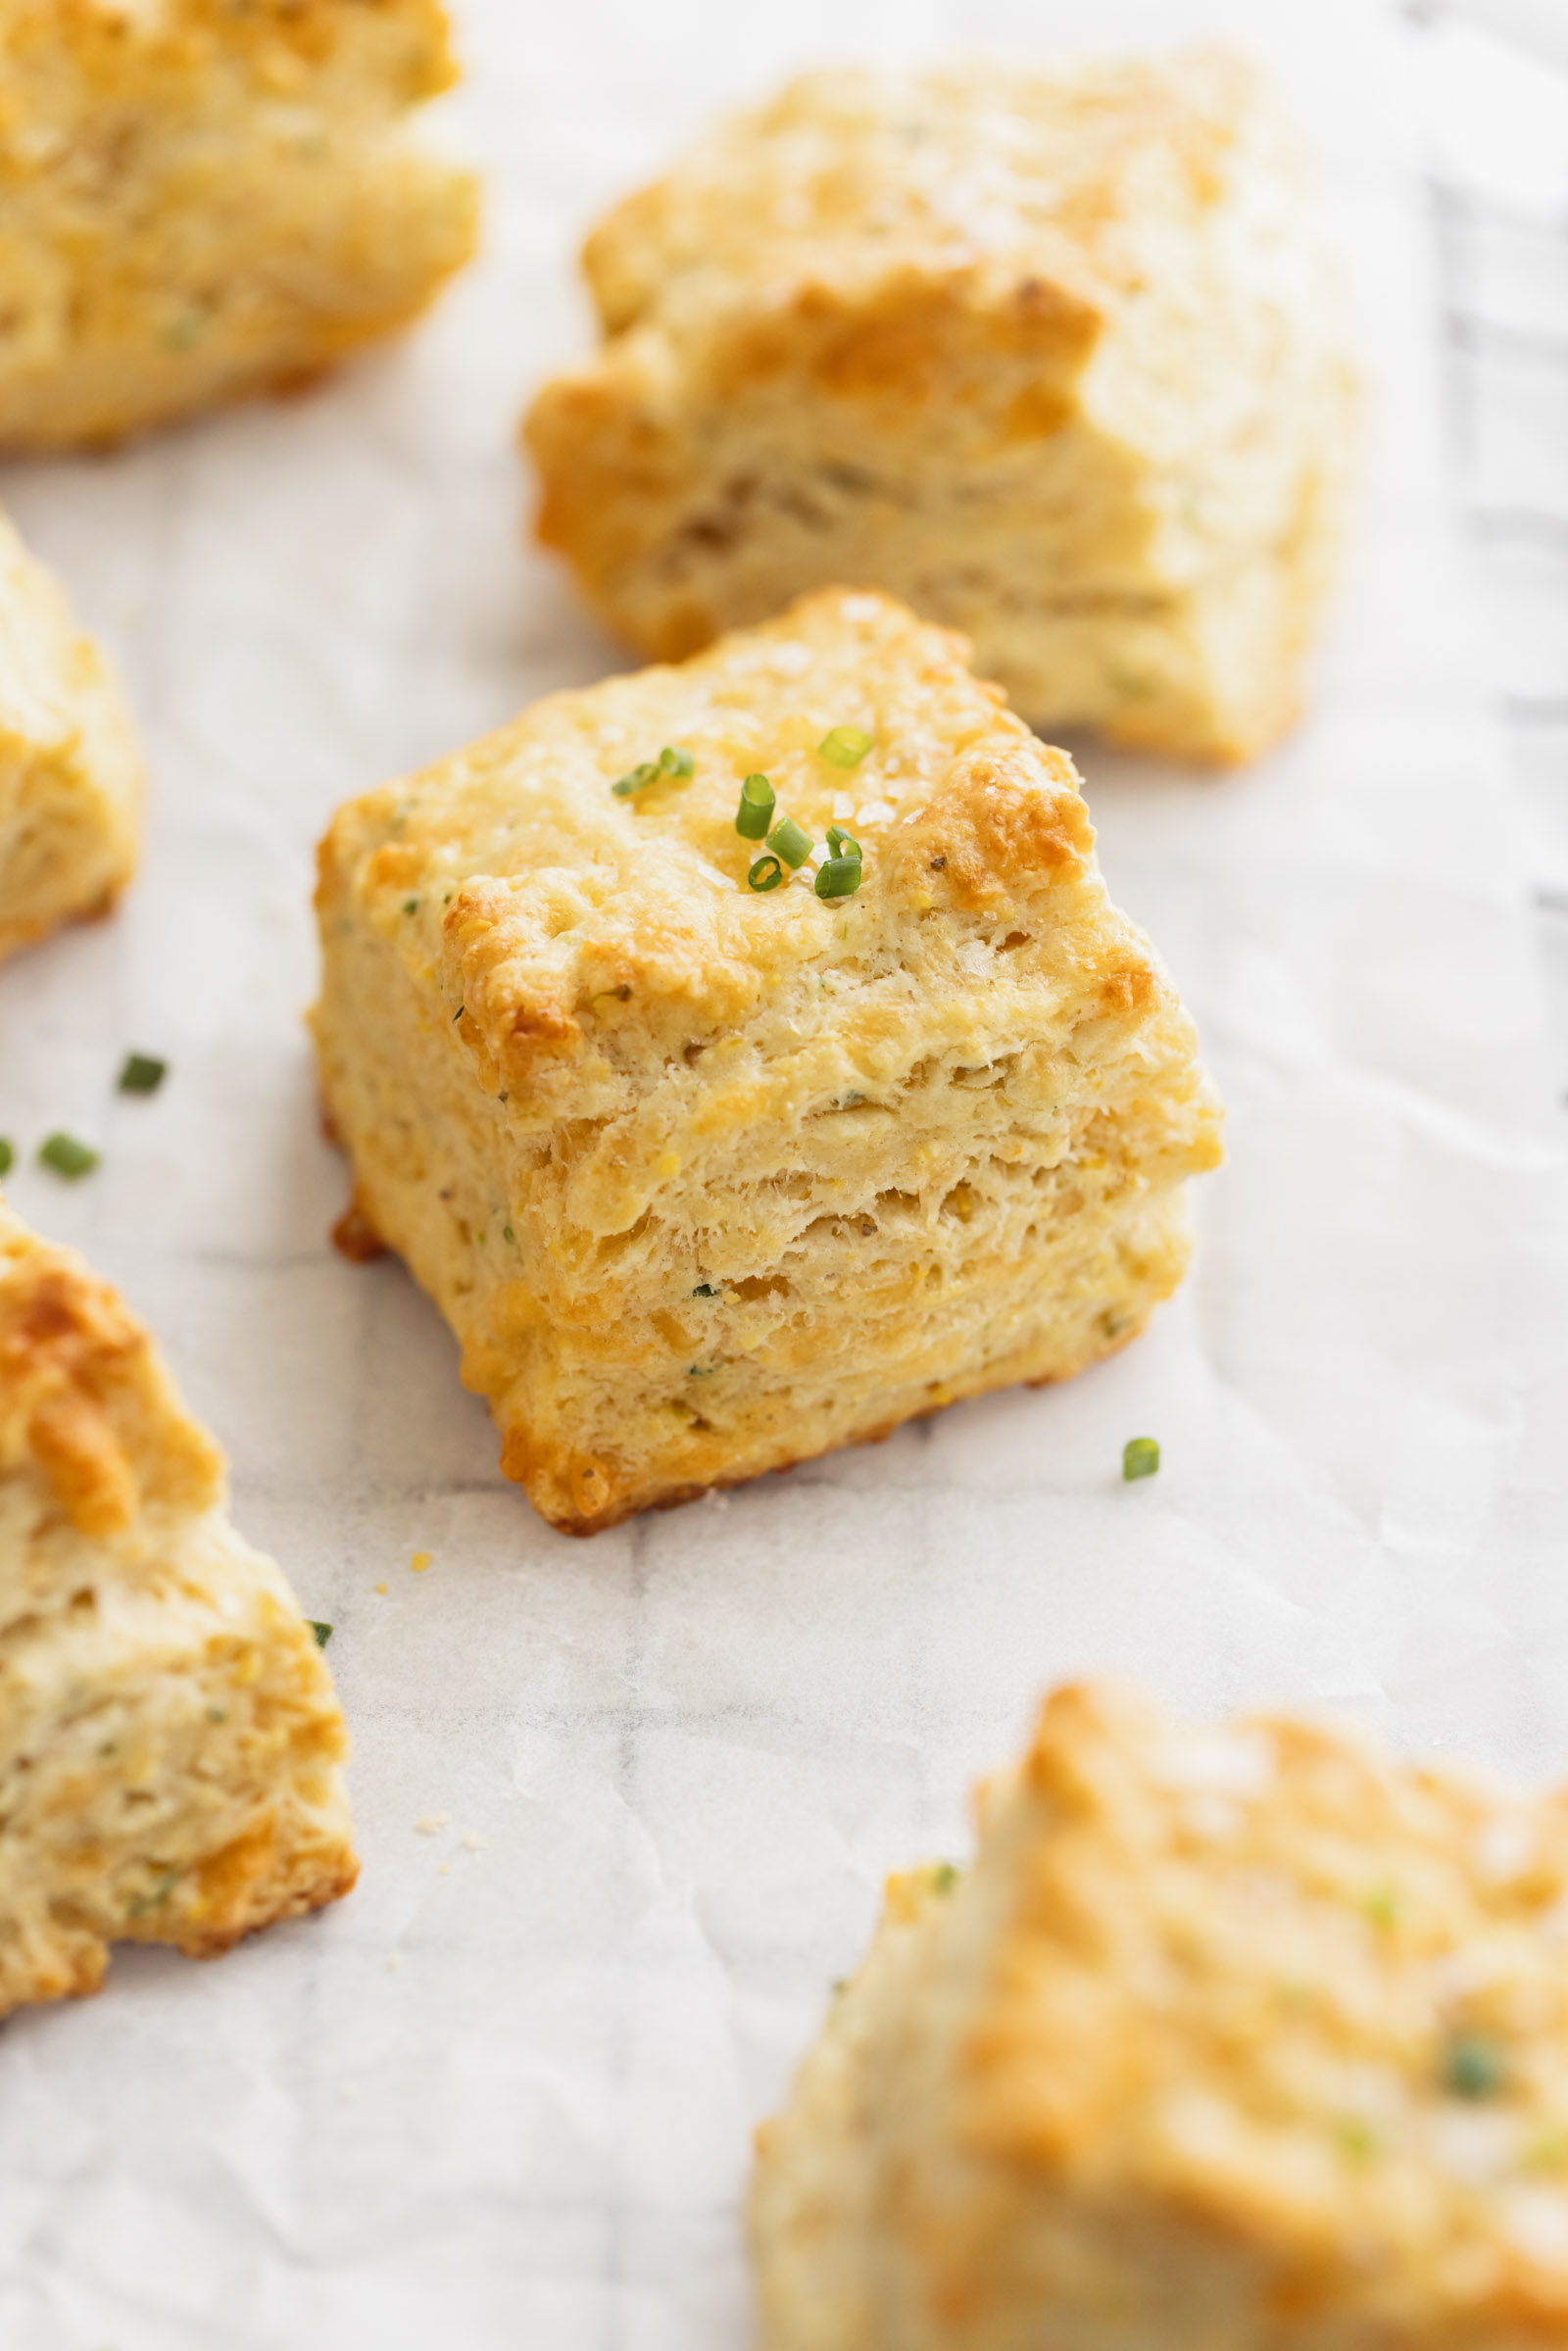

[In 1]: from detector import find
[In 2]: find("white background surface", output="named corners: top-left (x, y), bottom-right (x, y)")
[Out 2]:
top-left (2, 3), bottom-right (1567, 2344)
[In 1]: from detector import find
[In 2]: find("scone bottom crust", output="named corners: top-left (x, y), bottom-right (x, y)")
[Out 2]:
top-left (315, 589), bottom-right (1222, 1536)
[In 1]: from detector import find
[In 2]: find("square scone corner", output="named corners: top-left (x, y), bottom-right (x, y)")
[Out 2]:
top-left (0, 507), bottom-right (142, 965)
top-left (753, 1683), bottom-right (1568, 2351)
top-left (0, 1198), bottom-right (357, 2018)
top-left (0, 0), bottom-right (478, 451)
top-left (524, 48), bottom-right (1356, 766)
top-left (314, 591), bottom-right (1221, 1537)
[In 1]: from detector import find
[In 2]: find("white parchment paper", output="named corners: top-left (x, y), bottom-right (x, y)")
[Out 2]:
top-left (2, 2), bottom-right (1567, 2343)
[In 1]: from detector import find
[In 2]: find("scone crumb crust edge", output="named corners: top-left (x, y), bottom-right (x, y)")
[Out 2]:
top-left (315, 589), bottom-right (1221, 1533)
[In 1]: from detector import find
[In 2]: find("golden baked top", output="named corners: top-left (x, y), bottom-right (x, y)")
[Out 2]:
top-left (583, 49), bottom-right (1301, 358)
top-left (0, 1196), bottom-right (220, 1540)
top-left (959, 1684), bottom-right (1568, 2318)
top-left (318, 590), bottom-right (1202, 1153)
top-left (0, 0), bottom-right (459, 124)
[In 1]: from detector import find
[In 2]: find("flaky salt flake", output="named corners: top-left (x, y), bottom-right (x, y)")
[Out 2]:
top-left (1476, 1812), bottom-right (1536, 1884)
top-left (1505, 2188), bottom-right (1568, 2267)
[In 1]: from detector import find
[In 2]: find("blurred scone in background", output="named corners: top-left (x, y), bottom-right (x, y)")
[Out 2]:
top-left (527, 48), bottom-right (1356, 766)
top-left (754, 1682), bottom-right (1568, 2350)
top-left (0, 0), bottom-right (479, 450)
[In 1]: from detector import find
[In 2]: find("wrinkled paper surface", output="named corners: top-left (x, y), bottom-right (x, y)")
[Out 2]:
top-left (2, 2), bottom-right (1567, 2343)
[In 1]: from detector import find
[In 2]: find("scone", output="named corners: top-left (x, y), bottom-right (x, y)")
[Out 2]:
top-left (525, 50), bottom-right (1355, 765)
top-left (753, 1683), bottom-right (1568, 2351)
top-left (0, 508), bottom-right (142, 964)
top-left (313, 589), bottom-right (1221, 1537)
top-left (0, 1198), bottom-right (357, 2017)
top-left (0, 0), bottom-right (478, 451)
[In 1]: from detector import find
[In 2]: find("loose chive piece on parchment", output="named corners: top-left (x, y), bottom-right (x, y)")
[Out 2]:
top-left (1122, 1436), bottom-right (1160, 1482)
top-left (38, 1133), bottom-right (99, 1180)
top-left (0, 1139), bottom-right (12, 1178)
top-left (309, 1621), bottom-right (334, 1648)
top-left (118, 1052), bottom-right (167, 1095)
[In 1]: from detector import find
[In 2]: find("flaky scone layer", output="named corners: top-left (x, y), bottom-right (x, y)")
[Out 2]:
top-left (0, 508), bottom-right (142, 963)
top-left (0, 0), bottom-right (478, 450)
top-left (525, 49), bottom-right (1355, 764)
top-left (315, 590), bottom-right (1221, 1535)
top-left (0, 1199), bottom-right (356, 2017)
top-left (754, 1685), bottom-right (1568, 2351)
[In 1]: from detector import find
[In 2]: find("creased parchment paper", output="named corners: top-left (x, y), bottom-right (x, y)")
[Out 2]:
top-left (1, 2), bottom-right (1566, 2344)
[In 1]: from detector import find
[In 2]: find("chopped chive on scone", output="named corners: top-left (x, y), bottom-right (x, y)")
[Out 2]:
top-left (0, 0), bottom-right (478, 451)
top-left (525, 49), bottom-right (1355, 766)
top-left (753, 1682), bottom-right (1568, 2351)
top-left (0, 1199), bottom-right (357, 2018)
top-left (314, 589), bottom-right (1221, 1536)
top-left (0, 510), bottom-right (142, 965)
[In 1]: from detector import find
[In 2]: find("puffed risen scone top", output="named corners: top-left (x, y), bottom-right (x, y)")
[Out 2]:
top-left (315, 590), bottom-right (1221, 1535)
top-left (0, 1198), bottom-right (357, 2016)
top-left (0, 0), bottom-right (478, 450)
top-left (525, 48), bottom-right (1355, 765)
top-left (753, 1683), bottom-right (1568, 2351)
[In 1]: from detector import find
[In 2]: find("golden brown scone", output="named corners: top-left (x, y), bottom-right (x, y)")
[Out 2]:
top-left (753, 1683), bottom-right (1568, 2351)
top-left (313, 589), bottom-right (1221, 1537)
top-left (0, 507), bottom-right (142, 964)
top-left (0, 0), bottom-right (479, 451)
top-left (525, 50), bottom-right (1355, 766)
top-left (0, 1197), bottom-right (357, 2018)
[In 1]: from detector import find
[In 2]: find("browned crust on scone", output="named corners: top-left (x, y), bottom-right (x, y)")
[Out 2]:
top-left (0, 1201), bottom-right (222, 1532)
top-left (313, 587), bottom-right (1219, 1536)
top-left (490, 1303), bottom-right (1153, 1538)
top-left (0, 1196), bottom-right (359, 2017)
